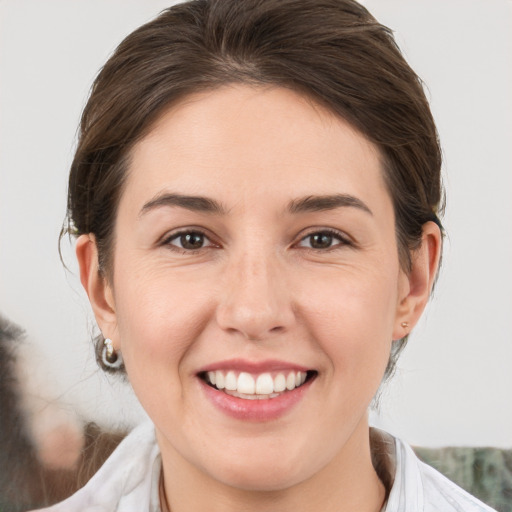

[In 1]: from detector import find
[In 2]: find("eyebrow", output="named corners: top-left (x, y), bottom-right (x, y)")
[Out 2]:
top-left (287, 194), bottom-right (373, 215)
top-left (140, 193), bottom-right (226, 216)
top-left (139, 192), bottom-right (372, 217)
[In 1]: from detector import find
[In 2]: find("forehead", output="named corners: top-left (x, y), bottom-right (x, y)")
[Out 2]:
top-left (124, 85), bottom-right (389, 212)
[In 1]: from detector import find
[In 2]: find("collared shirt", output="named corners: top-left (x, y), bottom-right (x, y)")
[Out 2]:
top-left (33, 421), bottom-right (496, 512)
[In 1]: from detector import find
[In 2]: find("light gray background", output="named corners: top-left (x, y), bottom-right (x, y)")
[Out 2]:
top-left (1, 0), bottom-right (511, 447)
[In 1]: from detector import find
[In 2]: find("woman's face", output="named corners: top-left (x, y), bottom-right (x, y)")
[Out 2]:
top-left (86, 85), bottom-right (420, 491)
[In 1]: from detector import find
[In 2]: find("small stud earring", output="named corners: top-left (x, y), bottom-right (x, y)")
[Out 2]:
top-left (401, 321), bottom-right (409, 329)
top-left (102, 338), bottom-right (123, 369)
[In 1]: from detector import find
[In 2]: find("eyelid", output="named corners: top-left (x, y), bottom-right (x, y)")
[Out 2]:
top-left (158, 226), bottom-right (353, 252)
top-left (160, 227), bottom-right (220, 250)
top-left (294, 227), bottom-right (353, 249)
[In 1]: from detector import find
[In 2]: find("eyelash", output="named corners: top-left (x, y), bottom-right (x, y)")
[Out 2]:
top-left (296, 228), bottom-right (352, 251)
top-left (161, 228), bottom-right (352, 253)
top-left (161, 230), bottom-right (217, 253)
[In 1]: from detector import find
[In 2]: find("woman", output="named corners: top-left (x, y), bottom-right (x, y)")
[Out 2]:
top-left (34, 0), bottom-right (495, 510)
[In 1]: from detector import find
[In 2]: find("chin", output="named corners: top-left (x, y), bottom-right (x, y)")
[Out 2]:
top-left (199, 440), bottom-right (317, 492)
top-left (215, 462), bottom-right (305, 492)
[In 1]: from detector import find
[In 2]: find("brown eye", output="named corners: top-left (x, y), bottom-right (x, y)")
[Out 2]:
top-left (167, 231), bottom-right (212, 250)
top-left (309, 233), bottom-right (334, 249)
top-left (181, 233), bottom-right (204, 249)
top-left (298, 230), bottom-right (347, 250)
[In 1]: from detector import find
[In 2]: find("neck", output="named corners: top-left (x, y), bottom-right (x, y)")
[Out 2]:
top-left (158, 417), bottom-right (387, 512)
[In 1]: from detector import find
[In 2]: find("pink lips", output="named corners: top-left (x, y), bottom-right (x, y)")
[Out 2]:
top-left (197, 359), bottom-right (315, 422)
top-left (198, 358), bottom-right (310, 374)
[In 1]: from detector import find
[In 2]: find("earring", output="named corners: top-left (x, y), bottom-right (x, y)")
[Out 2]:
top-left (102, 338), bottom-right (123, 369)
top-left (401, 321), bottom-right (409, 329)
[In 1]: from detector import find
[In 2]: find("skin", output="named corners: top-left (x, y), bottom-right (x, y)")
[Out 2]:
top-left (77, 85), bottom-right (441, 512)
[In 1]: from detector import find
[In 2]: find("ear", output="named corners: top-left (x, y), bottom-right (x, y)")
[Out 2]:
top-left (75, 234), bottom-right (119, 347)
top-left (393, 221), bottom-right (442, 340)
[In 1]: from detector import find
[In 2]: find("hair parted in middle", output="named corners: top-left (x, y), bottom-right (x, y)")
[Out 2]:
top-left (64, 0), bottom-right (443, 377)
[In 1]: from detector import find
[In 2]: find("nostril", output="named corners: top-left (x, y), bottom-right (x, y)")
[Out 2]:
top-left (245, 325), bottom-right (285, 341)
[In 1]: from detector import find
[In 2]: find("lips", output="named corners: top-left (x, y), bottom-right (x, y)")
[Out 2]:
top-left (197, 360), bottom-right (317, 421)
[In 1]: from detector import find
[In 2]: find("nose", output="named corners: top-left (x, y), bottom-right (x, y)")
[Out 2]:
top-left (215, 250), bottom-right (295, 341)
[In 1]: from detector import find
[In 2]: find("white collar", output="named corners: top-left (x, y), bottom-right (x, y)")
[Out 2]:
top-left (35, 421), bottom-right (495, 512)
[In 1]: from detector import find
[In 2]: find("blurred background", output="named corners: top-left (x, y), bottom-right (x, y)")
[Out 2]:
top-left (0, 0), bottom-right (511, 448)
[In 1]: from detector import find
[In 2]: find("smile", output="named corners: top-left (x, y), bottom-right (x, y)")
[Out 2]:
top-left (197, 360), bottom-right (317, 421)
top-left (202, 370), bottom-right (313, 399)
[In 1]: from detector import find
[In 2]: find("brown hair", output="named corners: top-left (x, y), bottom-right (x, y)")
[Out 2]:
top-left (64, 0), bottom-right (444, 377)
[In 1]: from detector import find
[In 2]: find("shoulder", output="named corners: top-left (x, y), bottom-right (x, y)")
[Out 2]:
top-left (28, 421), bottom-right (161, 512)
top-left (418, 458), bottom-right (497, 512)
top-left (384, 433), bottom-right (497, 512)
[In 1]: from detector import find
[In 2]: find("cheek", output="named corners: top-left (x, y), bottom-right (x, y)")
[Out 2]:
top-left (111, 260), bottom-right (216, 373)
top-left (297, 265), bottom-right (398, 377)
top-left (110, 265), bottom-right (219, 421)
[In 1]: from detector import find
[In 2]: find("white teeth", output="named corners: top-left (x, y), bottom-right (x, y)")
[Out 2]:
top-left (206, 370), bottom-right (309, 397)
top-left (255, 373), bottom-right (274, 395)
top-left (225, 371), bottom-right (237, 391)
top-left (273, 373), bottom-right (286, 392)
top-left (215, 371), bottom-right (225, 389)
top-left (286, 372), bottom-right (296, 391)
top-left (237, 372), bottom-right (255, 394)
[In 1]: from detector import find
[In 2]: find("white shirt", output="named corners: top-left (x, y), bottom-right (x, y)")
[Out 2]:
top-left (33, 421), bottom-right (496, 512)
